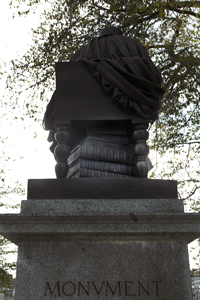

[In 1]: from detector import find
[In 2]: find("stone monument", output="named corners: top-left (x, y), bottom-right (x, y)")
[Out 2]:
top-left (0, 27), bottom-right (200, 300)
top-left (43, 27), bottom-right (165, 179)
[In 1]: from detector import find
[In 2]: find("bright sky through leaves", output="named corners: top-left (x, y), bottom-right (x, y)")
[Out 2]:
top-left (0, 0), bottom-right (55, 214)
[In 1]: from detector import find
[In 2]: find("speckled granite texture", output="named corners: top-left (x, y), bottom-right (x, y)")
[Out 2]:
top-left (15, 240), bottom-right (192, 300)
top-left (0, 179), bottom-right (198, 300)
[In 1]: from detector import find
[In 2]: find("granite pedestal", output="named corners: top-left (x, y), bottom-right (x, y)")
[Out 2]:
top-left (1, 178), bottom-right (200, 300)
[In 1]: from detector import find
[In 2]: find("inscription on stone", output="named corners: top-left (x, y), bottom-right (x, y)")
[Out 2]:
top-left (44, 280), bottom-right (161, 297)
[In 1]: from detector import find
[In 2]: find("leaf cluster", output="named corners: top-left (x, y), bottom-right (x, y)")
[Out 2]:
top-left (0, 236), bottom-right (16, 292)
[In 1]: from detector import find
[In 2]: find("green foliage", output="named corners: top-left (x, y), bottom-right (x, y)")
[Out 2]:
top-left (0, 237), bottom-right (16, 292)
top-left (0, 66), bottom-right (25, 284)
top-left (0, 268), bottom-right (14, 293)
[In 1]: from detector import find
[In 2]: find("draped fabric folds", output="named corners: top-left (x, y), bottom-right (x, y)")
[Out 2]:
top-left (43, 28), bottom-right (165, 132)
top-left (70, 33), bottom-right (165, 123)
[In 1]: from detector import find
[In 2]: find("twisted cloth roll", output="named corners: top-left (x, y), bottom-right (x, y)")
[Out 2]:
top-left (69, 27), bottom-right (165, 123)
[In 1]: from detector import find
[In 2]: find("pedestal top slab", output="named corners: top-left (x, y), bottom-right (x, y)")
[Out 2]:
top-left (27, 178), bottom-right (178, 200)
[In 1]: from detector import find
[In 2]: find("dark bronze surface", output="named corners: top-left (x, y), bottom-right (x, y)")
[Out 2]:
top-left (42, 27), bottom-right (165, 179)
top-left (55, 62), bottom-right (146, 125)
top-left (27, 178), bottom-right (178, 200)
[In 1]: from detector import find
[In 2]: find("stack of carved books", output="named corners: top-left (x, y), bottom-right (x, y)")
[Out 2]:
top-left (67, 137), bottom-right (138, 178)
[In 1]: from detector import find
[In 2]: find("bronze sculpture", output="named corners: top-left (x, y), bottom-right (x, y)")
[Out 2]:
top-left (43, 27), bottom-right (165, 179)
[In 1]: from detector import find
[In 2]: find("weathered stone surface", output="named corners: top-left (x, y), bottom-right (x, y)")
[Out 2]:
top-left (20, 198), bottom-right (184, 215)
top-left (1, 212), bottom-right (200, 245)
top-left (15, 240), bottom-right (191, 300)
top-left (0, 179), bottom-right (199, 300)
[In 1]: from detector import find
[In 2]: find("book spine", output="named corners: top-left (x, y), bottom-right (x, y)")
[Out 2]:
top-left (86, 135), bottom-right (129, 143)
top-left (79, 169), bottom-right (130, 178)
top-left (80, 159), bottom-right (136, 175)
top-left (80, 146), bottom-right (135, 165)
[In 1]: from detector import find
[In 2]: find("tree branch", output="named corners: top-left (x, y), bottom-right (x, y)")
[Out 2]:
top-left (179, 180), bottom-right (200, 183)
top-left (171, 1), bottom-right (200, 9)
top-left (155, 141), bottom-right (200, 148)
top-left (91, 0), bottom-right (110, 11)
top-left (180, 186), bottom-right (200, 201)
top-left (165, 1), bottom-right (200, 17)
top-left (172, 7), bottom-right (200, 18)
top-left (126, 10), bottom-right (160, 34)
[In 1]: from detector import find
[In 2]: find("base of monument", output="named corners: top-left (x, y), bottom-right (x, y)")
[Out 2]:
top-left (0, 179), bottom-right (200, 300)
top-left (16, 240), bottom-right (191, 300)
